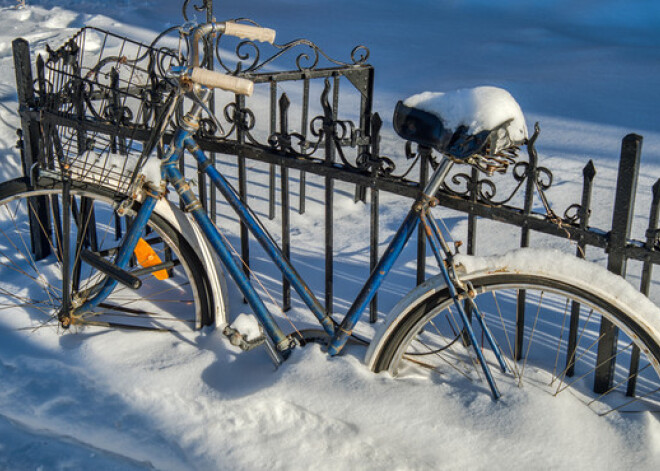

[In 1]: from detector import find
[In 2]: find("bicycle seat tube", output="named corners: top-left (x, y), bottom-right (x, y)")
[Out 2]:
top-left (328, 155), bottom-right (454, 355)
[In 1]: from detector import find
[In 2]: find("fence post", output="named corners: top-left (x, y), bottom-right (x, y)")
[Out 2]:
top-left (369, 114), bottom-right (382, 323)
top-left (236, 94), bottom-right (251, 280)
top-left (565, 160), bottom-right (596, 377)
top-left (13, 38), bottom-right (51, 261)
top-left (416, 148), bottom-right (430, 285)
top-left (515, 127), bottom-right (539, 360)
top-left (269, 82), bottom-right (277, 220)
top-left (323, 77), bottom-right (340, 317)
top-left (13, 38), bottom-right (38, 178)
top-left (594, 133), bottom-right (642, 394)
top-left (279, 94), bottom-right (292, 311)
top-left (626, 178), bottom-right (660, 396)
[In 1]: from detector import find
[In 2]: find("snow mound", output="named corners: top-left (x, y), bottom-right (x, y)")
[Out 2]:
top-left (404, 86), bottom-right (528, 153)
top-left (230, 313), bottom-right (262, 341)
top-left (455, 249), bottom-right (660, 339)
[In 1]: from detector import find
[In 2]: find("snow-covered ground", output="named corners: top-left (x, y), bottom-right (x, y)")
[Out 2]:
top-left (1, 0), bottom-right (660, 469)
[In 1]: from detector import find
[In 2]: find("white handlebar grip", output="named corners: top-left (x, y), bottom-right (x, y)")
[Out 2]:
top-left (190, 68), bottom-right (254, 96)
top-left (224, 22), bottom-right (276, 44)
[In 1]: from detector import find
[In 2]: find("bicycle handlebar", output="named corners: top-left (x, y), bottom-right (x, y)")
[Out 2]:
top-left (223, 21), bottom-right (276, 44)
top-left (189, 67), bottom-right (254, 96)
top-left (184, 21), bottom-right (275, 97)
top-left (190, 21), bottom-right (276, 68)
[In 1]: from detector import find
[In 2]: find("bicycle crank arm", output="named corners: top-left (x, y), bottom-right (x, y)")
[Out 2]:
top-left (80, 249), bottom-right (142, 290)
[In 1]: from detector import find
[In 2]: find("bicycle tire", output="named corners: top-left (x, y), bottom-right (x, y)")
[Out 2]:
top-left (0, 178), bottom-right (214, 331)
top-left (369, 251), bottom-right (660, 416)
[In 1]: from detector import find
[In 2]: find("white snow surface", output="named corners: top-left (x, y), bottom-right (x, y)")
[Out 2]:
top-left (404, 87), bottom-right (528, 152)
top-left (230, 313), bottom-right (262, 341)
top-left (0, 1), bottom-right (660, 470)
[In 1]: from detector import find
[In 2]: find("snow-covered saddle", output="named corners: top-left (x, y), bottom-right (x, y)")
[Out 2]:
top-left (393, 86), bottom-right (528, 160)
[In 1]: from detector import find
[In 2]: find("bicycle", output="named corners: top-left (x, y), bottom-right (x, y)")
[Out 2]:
top-left (6, 20), bottom-right (660, 416)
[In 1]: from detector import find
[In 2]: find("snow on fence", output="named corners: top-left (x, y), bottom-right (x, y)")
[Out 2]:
top-left (12, 0), bottom-right (660, 398)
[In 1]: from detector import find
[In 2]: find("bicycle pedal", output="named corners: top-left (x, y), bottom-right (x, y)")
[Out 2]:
top-left (223, 325), bottom-right (265, 351)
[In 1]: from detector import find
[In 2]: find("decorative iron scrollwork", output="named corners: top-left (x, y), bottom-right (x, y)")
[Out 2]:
top-left (215, 20), bottom-right (370, 74)
top-left (355, 114), bottom-right (395, 176)
top-left (563, 204), bottom-right (582, 223)
top-left (436, 123), bottom-right (589, 232)
top-left (182, 0), bottom-right (212, 22)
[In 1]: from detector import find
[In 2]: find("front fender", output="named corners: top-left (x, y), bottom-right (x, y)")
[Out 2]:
top-left (365, 274), bottom-right (448, 371)
top-left (366, 249), bottom-right (660, 372)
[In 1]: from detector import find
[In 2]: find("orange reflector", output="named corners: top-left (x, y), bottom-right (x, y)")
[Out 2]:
top-left (134, 238), bottom-right (169, 280)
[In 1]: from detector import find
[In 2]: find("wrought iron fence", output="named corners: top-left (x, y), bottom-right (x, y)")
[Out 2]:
top-left (11, 0), bottom-right (660, 396)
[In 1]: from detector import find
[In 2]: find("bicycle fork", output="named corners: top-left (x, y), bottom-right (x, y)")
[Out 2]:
top-left (420, 210), bottom-right (507, 399)
top-left (327, 154), bottom-right (506, 399)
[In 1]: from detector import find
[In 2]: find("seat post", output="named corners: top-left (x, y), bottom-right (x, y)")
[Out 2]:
top-left (422, 153), bottom-right (454, 197)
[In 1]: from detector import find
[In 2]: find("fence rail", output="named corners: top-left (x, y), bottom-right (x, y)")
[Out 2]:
top-left (11, 0), bottom-right (660, 397)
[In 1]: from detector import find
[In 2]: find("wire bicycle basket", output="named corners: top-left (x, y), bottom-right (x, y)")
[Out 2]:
top-left (40, 27), bottom-right (180, 195)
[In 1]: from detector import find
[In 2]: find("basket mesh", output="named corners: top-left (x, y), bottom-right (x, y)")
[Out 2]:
top-left (41, 27), bottom-right (178, 194)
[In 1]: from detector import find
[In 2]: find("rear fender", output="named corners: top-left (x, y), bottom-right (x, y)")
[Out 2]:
top-left (153, 198), bottom-right (229, 326)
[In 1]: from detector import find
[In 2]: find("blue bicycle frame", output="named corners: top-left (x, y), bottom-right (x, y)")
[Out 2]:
top-left (74, 122), bottom-right (506, 397)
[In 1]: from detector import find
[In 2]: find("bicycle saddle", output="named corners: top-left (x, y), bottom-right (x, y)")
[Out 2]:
top-left (393, 86), bottom-right (528, 160)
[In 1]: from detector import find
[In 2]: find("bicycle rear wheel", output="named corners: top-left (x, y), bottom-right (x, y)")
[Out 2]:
top-left (370, 252), bottom-right (660, 416)
top-left (0, 178), bottom-right (214, 332)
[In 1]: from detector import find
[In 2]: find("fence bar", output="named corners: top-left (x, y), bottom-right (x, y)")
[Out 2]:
top-left (236, 94), bottom-right (250, 278)
top-left (566, 160), bottom-right (596, 377)
top-left (515, 135), bottom-right (539, 360)
top-left (369, 114), bottom-right (382, 323)
top-left (279, 94), bottom-right (292, 310)
top-left (594, 134), bottom-right (642, 394)
top-left (281, 164), bottom-right (291, 311)
top-left (355, 68), bottom-right (375, 204)
top-left (269, 82), bottom-right (277, 220)
top-left (461, 166), bottom-right (480, 339)
top-left (299, 77), bottom-right (310, 214)
top-left (13, 38), bottom-right (52, 261)
top-left (626, 178), bottom-right (660, 396)
top-left (323, 77), bottom-right (339, 317)
top-left (466, 166), bottom-right (479, 256)
top-left (416, 148), bottom-right (430, 285)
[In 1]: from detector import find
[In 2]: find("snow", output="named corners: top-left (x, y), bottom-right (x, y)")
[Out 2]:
top-left (230, 313), bottom-right (262, 341)
top-left (0, 0), bottom-right (660, 469)
top-left (403, 87), bottom-right (528, 153)
top-left (461, 248), bottom-right (660, 338)
top-left (67, 152), bottom-right (162, 191)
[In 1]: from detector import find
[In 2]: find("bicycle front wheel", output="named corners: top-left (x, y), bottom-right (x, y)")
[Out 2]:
top-left (0, 178), bottom-right (214, 332)
top-left (370, 251), bottom-right (660, 416)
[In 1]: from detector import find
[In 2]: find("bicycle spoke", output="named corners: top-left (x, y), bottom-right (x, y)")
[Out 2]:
top-left (601, 386), bottom-right (660, 416)
top-left (587, 363), bottom-right (652, 407)
top-left (0, 203), bottom-right (60, 303)
top-left (27, 198), bottom-right (63, 265)
top-left (553, 308), bottom-right (596, 389)
top-left (551, 297), bottom-right (571, 384)
top-left (556, 340), bottom-right (633, 396)
top-left (491, 290), bottom-right (522, 381)
top-left (407, 336), bottom-right (474, 381)
top-left (519, 291), bottom-right (544, 386)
